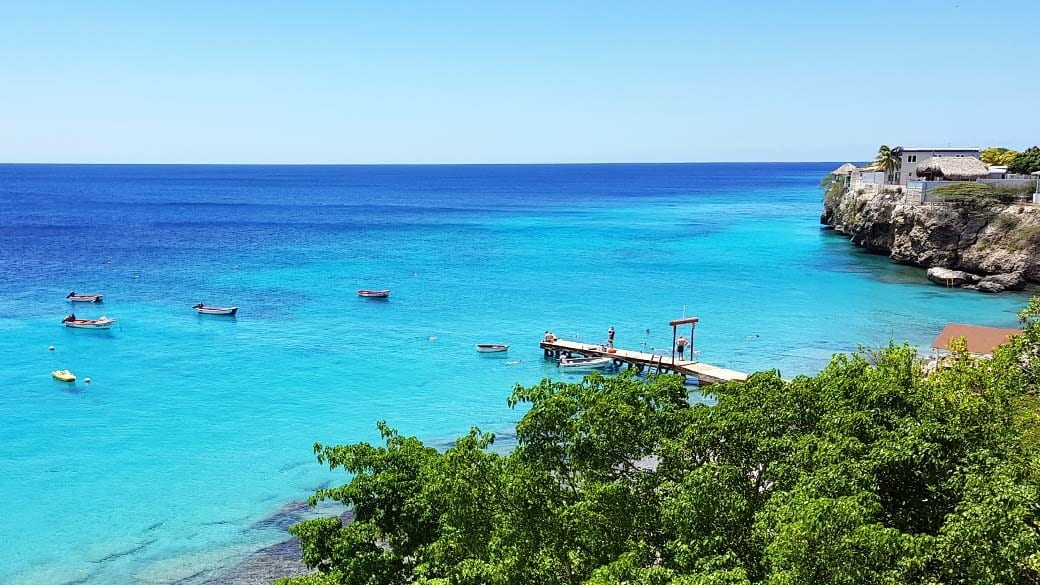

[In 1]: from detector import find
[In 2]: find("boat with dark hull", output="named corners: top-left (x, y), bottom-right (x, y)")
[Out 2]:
top-left (67, 292), bottom-right (103, 303)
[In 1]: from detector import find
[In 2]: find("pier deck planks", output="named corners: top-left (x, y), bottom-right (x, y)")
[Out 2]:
top-left (540, 339), bottom-right (748, 384)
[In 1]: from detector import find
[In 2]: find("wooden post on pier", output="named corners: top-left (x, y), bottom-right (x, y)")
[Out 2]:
top-left (670, 316), bottom-right (699, 361)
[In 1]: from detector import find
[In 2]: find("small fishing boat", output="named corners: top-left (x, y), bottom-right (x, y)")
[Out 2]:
top-left (558, 356), bottom-right (614, 371)
top-left (52, 369), bottom-right (76, 382)
top-left (67, 291), bottom-right (103, 303)
top-left (357, 289), bottom-right (391, 299)
top-left (476, 343), bottom-right (509, 353)
top-left (193, 303), bottom-right (238, 316)
top-left (62, 314), bottom-right (117, 330)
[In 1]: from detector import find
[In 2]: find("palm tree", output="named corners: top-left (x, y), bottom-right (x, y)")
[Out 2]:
top-left (874, 145), bottom-right (902, 184)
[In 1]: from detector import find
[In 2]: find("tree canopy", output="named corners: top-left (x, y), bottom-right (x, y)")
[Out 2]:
top-left (1009, 146), bottom-right (1040, 175)
top-left (874, 145), bottom-right (901, 183)
top-left (981, 147), bottom-right (1019, 167)
top-left (280, 315), bottom-right (1040, 585)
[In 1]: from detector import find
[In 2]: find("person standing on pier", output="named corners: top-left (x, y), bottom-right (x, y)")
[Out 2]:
top-left (676, 336), bottom-right (688, 359)
top-left (607, 326), bottom-right (615, 347)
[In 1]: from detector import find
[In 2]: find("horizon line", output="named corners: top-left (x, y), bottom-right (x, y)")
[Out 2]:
top-left (0, 160), bottom-right (855, 167)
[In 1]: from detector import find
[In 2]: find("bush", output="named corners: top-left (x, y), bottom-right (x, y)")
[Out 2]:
top-left (993, 213), bottom-right (1022, 232)
top-left (822, 177), bottom-right (845, 209)
top-left (929, 182), bottom-right (1033, 205)
top-left (1009, 225), bottom-right (1040, 251)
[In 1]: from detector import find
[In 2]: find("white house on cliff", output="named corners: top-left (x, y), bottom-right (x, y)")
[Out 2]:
top-left (889, 147), bottom-right (981, 185)
top-left (837, 145), bottom-right (1039, 203)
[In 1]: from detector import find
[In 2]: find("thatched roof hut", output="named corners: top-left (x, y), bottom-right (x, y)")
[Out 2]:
top-left (829, 163), bottom-right (857, 175)
top-left (915, 157), bottom-right (990, 181)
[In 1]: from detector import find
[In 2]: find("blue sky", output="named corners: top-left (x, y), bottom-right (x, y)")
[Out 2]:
top-left (1, 1), bottom-right (1037, 164)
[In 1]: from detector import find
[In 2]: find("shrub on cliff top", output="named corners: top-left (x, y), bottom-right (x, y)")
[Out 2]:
top-left (821, 175), bottom-right (845, 209)
top-left (279, 318), bottom-right (1040, 584)
top-left (930, 182), bottom-right (1032, 205)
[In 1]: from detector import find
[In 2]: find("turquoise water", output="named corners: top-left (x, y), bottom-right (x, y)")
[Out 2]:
top-left (0, 163), bottom-right (1028, 583)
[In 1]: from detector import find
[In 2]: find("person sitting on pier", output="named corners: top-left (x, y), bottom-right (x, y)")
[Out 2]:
top-left (544, 331), bottom-right (558, 343)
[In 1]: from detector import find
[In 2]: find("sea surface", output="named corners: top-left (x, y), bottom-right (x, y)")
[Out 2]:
top-left (0, 163), bottom-right (1028, 584)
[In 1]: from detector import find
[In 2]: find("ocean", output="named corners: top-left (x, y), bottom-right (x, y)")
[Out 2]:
top-left (0, 163), bottom-right (1028, 583)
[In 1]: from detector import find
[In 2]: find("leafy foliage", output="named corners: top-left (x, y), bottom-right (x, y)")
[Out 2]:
top-left (874, 145), bottom-right (901, 182)
top-left (280, 327), bottom-right (1040, 584)
top-left (820, 174), bottom-right (846, 210)
top-left (981, 147), bottom-right (1019, 166)
top-left (1009, 146), bottom-right (1040, 175)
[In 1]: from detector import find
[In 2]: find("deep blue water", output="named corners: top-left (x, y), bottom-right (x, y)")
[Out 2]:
top-left (0, 163), bottom-right (1028, 583)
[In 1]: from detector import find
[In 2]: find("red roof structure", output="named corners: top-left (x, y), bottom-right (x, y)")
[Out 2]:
top-left (930, 323), bottom-right (1022, 355)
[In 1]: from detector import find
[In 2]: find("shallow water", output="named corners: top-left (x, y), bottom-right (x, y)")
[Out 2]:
top-left (0, 163), bottom-right (1027, 583)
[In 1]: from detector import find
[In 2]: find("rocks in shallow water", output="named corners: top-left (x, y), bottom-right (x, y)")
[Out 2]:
top-left (249, 500), bottom-right (311, 531)
top-left (203, 508), bottom-right (355, 584)
top-left (200, 539), bottom-right (309, 585)
top-left (925, 267), bottom-right (1025, 293)
top-left (926, 267), bottom-right (981, 287)
top-left (976, 280), bottom-right (1005, 293)
top-left (976, 272), bottom-right (1026, 293)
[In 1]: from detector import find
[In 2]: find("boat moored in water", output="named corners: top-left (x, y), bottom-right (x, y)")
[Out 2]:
top-left (357, 289), bottom-right (391, 299)
top-left (52, 369), bottom-right (76, 382)
top-left (476, 343), bottom-right (509, 353)
top-left (558, 356), bottom-right (614, 371)
top-left (193, 303), bottom-right (238, 316)
top-left (62, 314), bottom-right (117, 330)
top-left (67, 291), bottom-right (103, 303)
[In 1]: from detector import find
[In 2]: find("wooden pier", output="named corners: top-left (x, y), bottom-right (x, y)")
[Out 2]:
top-left (540, 339), bottom-right (748, 385)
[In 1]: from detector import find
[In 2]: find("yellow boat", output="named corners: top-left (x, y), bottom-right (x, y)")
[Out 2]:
top-left (52, 369), bottom-right (76, 383)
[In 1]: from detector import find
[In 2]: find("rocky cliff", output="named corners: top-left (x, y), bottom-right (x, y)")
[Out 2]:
top-left (821, 187), bottom-right (1040, 292)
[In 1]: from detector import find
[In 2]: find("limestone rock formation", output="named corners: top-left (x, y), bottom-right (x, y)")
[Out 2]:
top-left (926, 267), bottom-right (981, 287)
top-left (822, 186), bottom-right (1040, 292)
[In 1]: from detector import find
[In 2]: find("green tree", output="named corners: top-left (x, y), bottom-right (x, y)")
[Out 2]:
top-left (280, 328), bottom-right (1040, 584)
top-left (1009, 146), bottom-right (1040, 175)
top-left (873, 145), bottom-right (901, 184)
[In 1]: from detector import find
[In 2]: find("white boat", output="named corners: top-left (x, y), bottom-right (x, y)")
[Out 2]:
top-left (67, 291), bottom-right (103, 303)
top-left (62, 314), bottom-right (117, 330)
top-left (558, 356), bottom-right (614, 370)
top-left (193, 303), bottom-right (238, 316)
top-left (476, 344), bottom-right (509, 353)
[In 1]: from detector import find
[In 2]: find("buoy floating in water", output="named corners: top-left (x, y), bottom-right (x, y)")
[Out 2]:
top-left (84, 377), bottom-right (92, 384)
top-left (48, 345), bottom-right (55, 351)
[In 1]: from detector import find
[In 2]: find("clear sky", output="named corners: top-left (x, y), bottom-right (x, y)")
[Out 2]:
top-left (1, 1), bottom-right (1038, 164)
